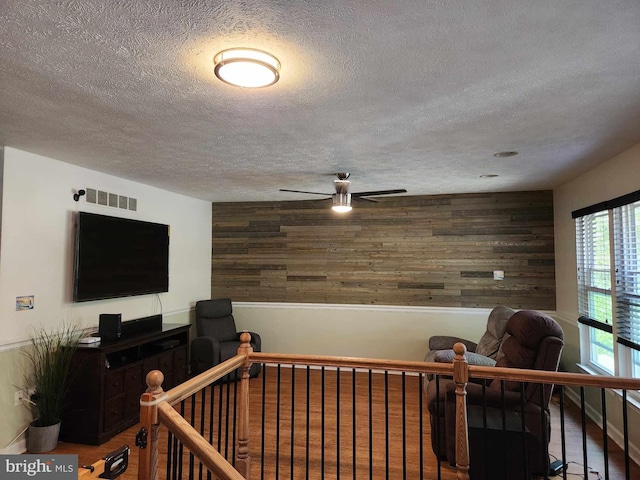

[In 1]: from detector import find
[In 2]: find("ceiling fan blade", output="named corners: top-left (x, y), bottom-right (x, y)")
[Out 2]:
top-left (279, 189), bottom-right (332, 196)
top-left (352, 189), bottom-right (407, 197)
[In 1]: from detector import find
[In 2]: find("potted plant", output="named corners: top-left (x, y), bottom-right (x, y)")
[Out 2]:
top-left (22, 324), bottom-right (82, 453)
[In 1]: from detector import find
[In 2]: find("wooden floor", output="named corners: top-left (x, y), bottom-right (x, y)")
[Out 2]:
top-left (52, 367), bottom-right (639, 480)
top-left (546, 391), bottom-right (640, 480)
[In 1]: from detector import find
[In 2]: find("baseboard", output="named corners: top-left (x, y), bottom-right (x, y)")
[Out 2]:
top-left (563, 386), bottom-right (640, 467)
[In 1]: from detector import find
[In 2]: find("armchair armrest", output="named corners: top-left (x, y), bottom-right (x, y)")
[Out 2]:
top-left (190, 337), bottom-right (221, 374)
top-left (237, 331), bottom-right (261, 352)
top-left (428, 335), bottom-right (477, 353)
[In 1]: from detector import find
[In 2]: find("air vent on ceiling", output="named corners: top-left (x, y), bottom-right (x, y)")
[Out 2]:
top-left (84, 188), bottom-right (137, 212)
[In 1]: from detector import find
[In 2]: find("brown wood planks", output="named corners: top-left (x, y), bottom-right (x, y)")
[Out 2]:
top-left (211, 191), bottom-right (555, 309)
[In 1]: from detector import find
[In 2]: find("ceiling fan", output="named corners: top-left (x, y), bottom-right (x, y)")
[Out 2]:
top-left (279, 173), bottom-right (407, 213)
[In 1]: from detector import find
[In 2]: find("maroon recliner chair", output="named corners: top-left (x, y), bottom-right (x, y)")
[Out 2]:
top-left (428, 310), bottom-right (564, 478)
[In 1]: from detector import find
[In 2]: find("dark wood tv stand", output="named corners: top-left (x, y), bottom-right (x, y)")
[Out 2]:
top-left (60, 323), bottom-right (189, 445)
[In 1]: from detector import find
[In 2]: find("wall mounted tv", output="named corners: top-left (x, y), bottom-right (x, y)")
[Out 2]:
top-left (73, 212), bottom-right (169, 302)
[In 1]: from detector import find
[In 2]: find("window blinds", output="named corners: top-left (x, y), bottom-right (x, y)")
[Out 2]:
top-left (575, 210), bottom-right (613, 332)
top-left (613, 200), bottom-right (640, 351)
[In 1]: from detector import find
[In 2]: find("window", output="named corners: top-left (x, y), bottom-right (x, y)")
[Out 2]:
top-left (633, 350), bottom-right (640, 378)
top-left (574, 192), bottom-right (640, 378)
top-left (589, 327), bottom-right (614, 374)
top-left (575, 210), bottom-right (614, 372)
top-left (613, 201), bottom-right (640, 352)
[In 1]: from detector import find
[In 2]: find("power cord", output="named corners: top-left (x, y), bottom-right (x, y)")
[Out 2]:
top-left (548, 454), bottom-right (603, 479)
top-left (155, 293), bottom-right (163, 315)
top-left (565, 461), bottom-right (603, 480)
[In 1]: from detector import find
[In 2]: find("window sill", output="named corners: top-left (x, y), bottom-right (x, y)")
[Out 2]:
top-left (577, 362), bottom-right (613, 377)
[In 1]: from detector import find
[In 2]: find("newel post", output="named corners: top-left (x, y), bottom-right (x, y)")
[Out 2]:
top-left (236, 332), bottom-right (253, 479)
top-left (138, 370), bottom-right (165, 480)
top-left (453, 342), bottom-right (470, 480)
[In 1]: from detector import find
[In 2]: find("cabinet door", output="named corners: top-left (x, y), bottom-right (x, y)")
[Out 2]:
top-left (173, 345), bottom-right (187, 368)
top-left (157, 351), bottom-right (174, 389)
top-left (173, 345), bottom-right (188, 387)
top-left (105, 370), bottom-right (125, 400)
top-left (125, 364), bottom-right (144, 393)
top-left (124, 390), bottom-right (142, 420)
top-left (158, 350), bottom-right (173, 372)
top-left (104, 395), bottom-right (125, 430)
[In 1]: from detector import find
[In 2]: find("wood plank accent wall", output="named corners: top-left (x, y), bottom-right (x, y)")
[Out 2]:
top-left (211, 191), bottom-right (555, 309)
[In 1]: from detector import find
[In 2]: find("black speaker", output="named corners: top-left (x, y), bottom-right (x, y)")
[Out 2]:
top-left (99, 313), bottom-right (122, 341)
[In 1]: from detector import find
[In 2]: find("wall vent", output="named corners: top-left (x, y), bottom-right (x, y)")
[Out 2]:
top-left (84, 188), bottom-right (137, 212)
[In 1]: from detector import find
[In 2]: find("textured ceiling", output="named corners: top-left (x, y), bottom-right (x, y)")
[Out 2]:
top-left (1, 1), bottom-right (639, 202)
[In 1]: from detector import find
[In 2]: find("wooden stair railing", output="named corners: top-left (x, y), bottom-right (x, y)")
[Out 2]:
top-left (138, 337), bottom-right (640, 480)
top-left (138, 332), bottom-right (254, 480)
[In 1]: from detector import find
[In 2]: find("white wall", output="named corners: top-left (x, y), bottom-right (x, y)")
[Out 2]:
top-left (0, 147), bottom-right (212, 451)
top-left (233, 302), bottom-right (492, 361)
top-left (554, 142), bottom-right (640, 463)
top-left (554, 143), bottom-right (640, 321)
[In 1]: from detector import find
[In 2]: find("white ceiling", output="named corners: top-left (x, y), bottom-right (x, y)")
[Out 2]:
top-left (1, 1), bottom-right (639, 202)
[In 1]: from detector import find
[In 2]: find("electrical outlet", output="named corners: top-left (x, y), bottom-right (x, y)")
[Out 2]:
top-left (14, 390), bottom-right (26, 407)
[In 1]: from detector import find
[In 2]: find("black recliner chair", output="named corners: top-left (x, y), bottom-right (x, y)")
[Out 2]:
top-left (190, 298), bottom-right (261, 378)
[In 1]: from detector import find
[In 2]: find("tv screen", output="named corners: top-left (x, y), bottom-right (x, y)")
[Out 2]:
top-left (73, 212), bottom-right (169, 302)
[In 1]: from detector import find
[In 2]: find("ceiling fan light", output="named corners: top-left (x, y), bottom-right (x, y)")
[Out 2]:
top-left (214, 48), bottom-right (280, 88)
top-left (332, 193), bottom-right (352, 213)
top-left (332, 205), bottom-right (353, 213)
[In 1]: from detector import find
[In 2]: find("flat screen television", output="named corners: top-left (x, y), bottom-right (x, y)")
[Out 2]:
top-left (73, 212), bottom-right (169, 302)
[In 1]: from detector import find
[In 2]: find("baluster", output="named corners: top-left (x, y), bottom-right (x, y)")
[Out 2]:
top-left (321, 366), bottom-right (326, 479)
top-left (601, 388), bottom-right (609, 480)
top-left (337, 367), bottom-right (341, 480)
top-left (418, 372), bottom-right (424, 480)
top-left (435, 374), bottom-right (441, 480)
top-left (452, 343), bottom-right (470, 480)
top-left (166, 431), bottom-right (173, 480)
top-left (352, 368), bottom-right (357, 480)
top-left (276, 364), bottom-right (282, 478)
top-left (580, 387), bottom-right (588, 479)
top-left (623, 389), bottom-right (630, 480)
top-left (291, 365), bottom-right (296, 479)
top-left (190, 394), bottom-right (196, 479)
top-left (402, 371), bottom-right (407, 480)
top-left (368, 369), bottom-right (373, 480)
top-left (385, 370), bottom-right (389, 480)
top-left (178, 401), bottom-right (185, 480)
top-left (235, 332), bottom-right (253, 479)
top-left (232, 375), bottom-right (238, 466)
top-left (558, 385), bottom-right (567, 480)
top-left (519, 382), bottom-right (528, 479)
top-left (306, 366), bottom-right (311, 480)
top-left (199, 388), bottom-right (206, 480)
top-left (260, 364), bottom-right (267, 480)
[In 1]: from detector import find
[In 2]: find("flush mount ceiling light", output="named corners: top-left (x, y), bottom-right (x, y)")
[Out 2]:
top-left (214, 48), bottom-right (280, 88)
top-left (332, 193), bottom-right (352, 213)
